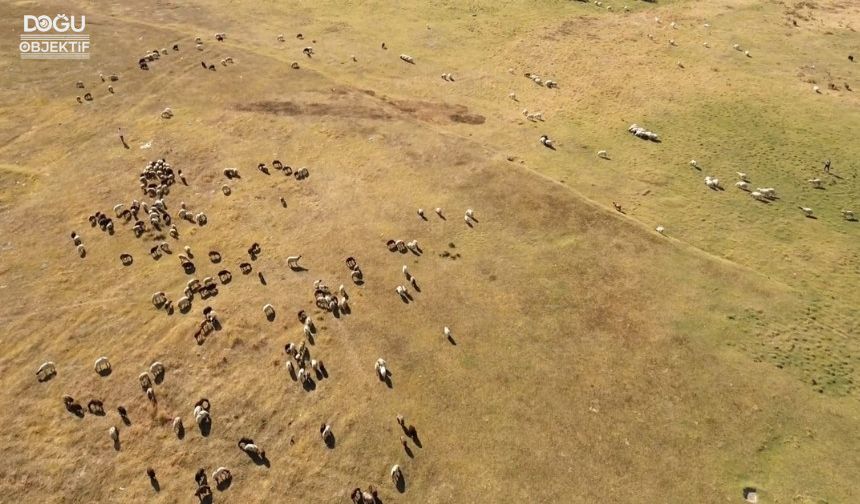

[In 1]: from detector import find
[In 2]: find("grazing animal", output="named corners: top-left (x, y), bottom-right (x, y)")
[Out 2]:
top-left (36, 361), bottom-right (57, 381)
top-left (375, 358), bottom-right (389, 379)
top-left (808, 178), bottom-right (823, 189)
top-left (110, 426), bottom-right (119, 442)
top-left (173, 417), bottom-right (183, 436)
top-left (213, 467), bottom-right (231, 484)
top-left (94, 356), bottom-right (111, 374)
top-left (597, 150), bottom-right (609, 159)
top-left (287, 255), bottom-right (302, 270)
top-left (798, 206), bottom-right (814, 217)
top-left (150, 361), bottom-right (165, 379)
top-left (655, 225), bottom-right (665, 234)
top-left (391, 465), bottom-right (403, 485)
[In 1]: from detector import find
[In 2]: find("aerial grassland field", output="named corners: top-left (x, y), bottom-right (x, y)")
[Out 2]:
top-left (0, 0), bottom-right (858, 502)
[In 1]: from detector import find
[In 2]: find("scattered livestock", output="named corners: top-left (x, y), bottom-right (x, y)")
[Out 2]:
top-left (400, 54), bottom-right (415, 64)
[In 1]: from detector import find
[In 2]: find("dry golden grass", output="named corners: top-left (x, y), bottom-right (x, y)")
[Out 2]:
top-left (0, 0), bottom-right (859, 502)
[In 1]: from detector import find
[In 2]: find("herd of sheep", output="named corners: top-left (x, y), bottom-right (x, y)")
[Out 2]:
top-left (33, 3), bottom-right (858, 501)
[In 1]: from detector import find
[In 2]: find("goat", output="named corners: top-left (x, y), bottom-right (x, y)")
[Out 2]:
top-left (841, 209), bottom-right (855, 221)
top-left (400, 54), bottom-right (415, 64)
top-left (110, 426), bottom-right (119, 442)
top-left (798, 206), bottom-right (814, 217)
top-left (735, 181), bottom-right (750, 191)
top-left (287, 255), bottom-right (302, 270)
top-left (808, 178), bottom-right (823, 189)
top-left (173, 417), bottom-right (183, 436)
top-left (263, 304), bottom-right (275, 319)
top-left (597, 150), bottom-right (609, 159)
top-left (737, 172), bottom-right (750, 182)
top-left (751, 191), bottom-right (766, 201)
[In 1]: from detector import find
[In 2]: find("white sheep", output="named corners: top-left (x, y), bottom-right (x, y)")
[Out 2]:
top-left (444, 326), bottom-right (452, 339)
top-left (435, 207), bottom-right (443, 217)
top-left (813, 85), bottom-right (821, 94)
top-left (759, 188), bottom-right (777, 199)
top-left (508, 92), bottom-right (518, 101)
top-left (173, 417), bottom-right (183, 435)
top-left (287, 255), bottom-right (302, 269)
top-left (242, 443), bottom-right (262, 456)
top-left (263, 304), bottom-right (275, 318)
top-left (655, 225), bottom-right (666, 234)
top-left (689, 160), bottom-right (698, 168)
top-left (375, 358), bottom-right (389, 379)
top-left (841, 209), bottom-right (855, 220)
top-left (36, 361), bottom-right (57, 381)
top-left (808, 178), bottom-right (823, 188)
top-left (798, 206), bottom-right (814, 217)
top-left (395, 285), bottom-right (408, 298)
top-left (213, 467), bottom-right (231, 484)
top-left (77, 244), bottom-right (86, 257)
top-left (539, 135), bottom-right (554, 148)
top-left (737, 172), bottom-right (749, 182)
top-left (750, 191), bottom-right (767, 201)
top-left (400, 54), bottom-right (415, 64)
top-left (417, 208), bottom-right (425, 218)
top-left (297, 368), bottom-right (308, 383)
top-left (286, 360), bottom-right (295, 378)
top-left (402, 265), bottom-right (411, 280)
top-left (735, 181), bottom-right (750, 191)
top-left (597, 150), bottom-right (609, 159)
top-left (704, 176), bottom-right (721, 189)
top-left (94, 356), bottom-right (111, 374)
